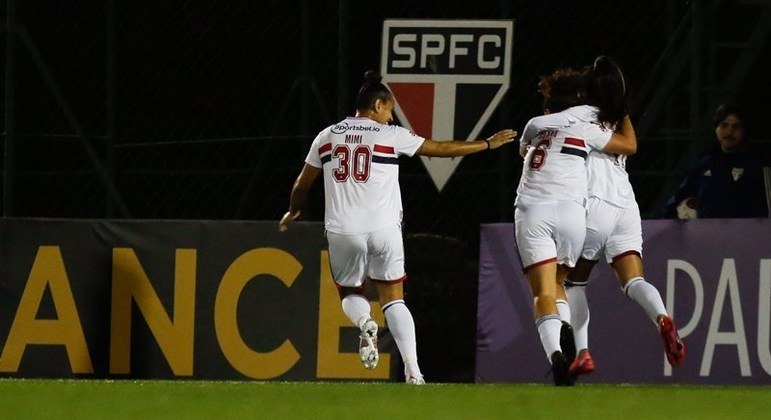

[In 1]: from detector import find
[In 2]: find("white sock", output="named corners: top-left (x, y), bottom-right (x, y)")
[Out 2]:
top-left (624, 277), bottom-right (667, 325)
top-left (535, 314), bottom-right (562, 363)
top-left (565, 281), bottom-right (590, 351)
top-left (556, 299), bottom-right (571, 324)
top-left (383, 300), bottom-right (421, 377)
top-left (341, 294), bottom-right (372, 330)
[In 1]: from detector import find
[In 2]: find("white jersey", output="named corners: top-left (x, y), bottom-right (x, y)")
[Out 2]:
top-left (586, 142), bottom-right (637, 208)
top-left (515, 105), bottom-right (612, 206)
top-left (305, 116), bottom-right (425, 234)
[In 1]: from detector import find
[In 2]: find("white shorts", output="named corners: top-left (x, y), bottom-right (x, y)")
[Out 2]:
top-left (326, 224), bottom-right (406, 288)
top-left (581, 197), bottom-right (643, 264)
top-left (514, 200), bottom-right (586, 270)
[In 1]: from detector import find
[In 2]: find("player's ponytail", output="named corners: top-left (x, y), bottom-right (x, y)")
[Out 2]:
top-left (356, 70), bottom-right (392, 111)
top-left (587, 56), bottom-right (628, 128)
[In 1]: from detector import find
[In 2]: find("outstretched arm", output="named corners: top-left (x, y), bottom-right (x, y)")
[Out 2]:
top-left (417, 129), bottom-right (517, 157)
top-left (279, 164), bottom-right (322, 231)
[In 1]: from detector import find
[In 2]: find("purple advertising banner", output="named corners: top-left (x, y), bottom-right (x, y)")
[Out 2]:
top-left (477, 219), bottom-right (771, 384)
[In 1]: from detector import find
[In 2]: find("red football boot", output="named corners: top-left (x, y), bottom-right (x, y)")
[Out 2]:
top-left (569, 350), bottom-right (596, 376)
top-left (658, 315), bottom-right (685, 367)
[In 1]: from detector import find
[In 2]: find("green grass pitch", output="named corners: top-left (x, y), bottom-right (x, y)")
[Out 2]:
top-left (1, 379), bottom-right (769, 419)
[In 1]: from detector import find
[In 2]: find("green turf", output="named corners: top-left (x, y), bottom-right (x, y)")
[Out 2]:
top-left (0, 379), bottom-right (769, 419)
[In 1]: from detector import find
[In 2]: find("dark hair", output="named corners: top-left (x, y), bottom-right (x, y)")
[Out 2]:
top-left (538, 67), bottom-right (587, 113)
top-left (586, 56), bottom-right (628, 127)
top-left (712, 102), bottom-right (744, 127)
top-left (355, 70), bottom-right (392, 111)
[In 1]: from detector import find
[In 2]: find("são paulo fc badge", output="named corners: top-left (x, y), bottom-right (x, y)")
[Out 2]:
top-left (381, 19), bottom-right (514, 190)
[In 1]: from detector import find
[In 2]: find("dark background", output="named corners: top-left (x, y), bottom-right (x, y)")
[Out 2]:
top-left (1, 0), bottom-right (769, 382)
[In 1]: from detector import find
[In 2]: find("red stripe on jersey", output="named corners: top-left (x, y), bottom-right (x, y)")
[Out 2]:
top-left (564, 137), bottom-right (585, 147)
top-left (373, 144), bottom-right (395, 154)
top-left (318, 143), bottom-right (332, 154)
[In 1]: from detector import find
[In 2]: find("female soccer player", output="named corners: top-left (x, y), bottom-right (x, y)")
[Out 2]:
top-left (564, 56), bottom-right (685, 377)
top-left (514, 64), bottom-right (637, 385)
top-left (279, 71), bottom-right (516, 384)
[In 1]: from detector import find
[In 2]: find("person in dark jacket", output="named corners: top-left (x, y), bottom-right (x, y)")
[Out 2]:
top-left (663, 103), bottom-right (770, 219)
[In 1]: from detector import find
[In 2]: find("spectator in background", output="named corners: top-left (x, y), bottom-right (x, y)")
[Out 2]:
top-left (663, 103), bottom-right (771, 219)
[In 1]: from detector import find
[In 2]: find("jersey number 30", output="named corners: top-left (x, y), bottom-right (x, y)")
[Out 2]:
top-left (333, 145), bottom-right (371, 182)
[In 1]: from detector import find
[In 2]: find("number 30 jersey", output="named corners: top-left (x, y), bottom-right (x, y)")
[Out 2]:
top-left (515, 105), bottom-right (612, 206)
top-left (305, 116), bottom-right (425, 234)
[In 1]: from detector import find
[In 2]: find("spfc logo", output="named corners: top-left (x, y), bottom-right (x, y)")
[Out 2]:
top-left (381, 19), bottom-right (514, 190)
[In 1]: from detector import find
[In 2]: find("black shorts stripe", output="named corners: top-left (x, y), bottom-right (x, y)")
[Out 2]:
top-left (372, 156), bottom-right (399, 165)
top-left (560, 147), bottom-right (588, 159)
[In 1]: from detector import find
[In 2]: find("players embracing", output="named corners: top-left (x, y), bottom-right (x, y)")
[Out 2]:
top-left (513, 56), bottom-right (684, 386)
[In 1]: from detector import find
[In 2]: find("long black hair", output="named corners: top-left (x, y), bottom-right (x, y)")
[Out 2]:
top-left (355, 70), bottom-right (392, 111)
top-left (586, 56), bottom-right (628, 127)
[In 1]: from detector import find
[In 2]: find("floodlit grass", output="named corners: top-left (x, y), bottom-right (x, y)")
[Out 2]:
top-left (0, 379), bottom-right (769, 419)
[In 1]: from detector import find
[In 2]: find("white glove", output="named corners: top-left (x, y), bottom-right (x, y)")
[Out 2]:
top-left (676, 199), bottom-right (698, 220)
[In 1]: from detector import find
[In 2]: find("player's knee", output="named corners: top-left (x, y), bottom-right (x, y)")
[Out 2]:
top-left (336, 285), bottom-right (365, 300)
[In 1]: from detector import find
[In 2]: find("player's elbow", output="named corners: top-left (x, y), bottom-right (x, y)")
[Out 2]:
top-left (420, 140), bottom-right (462, 157)
top-left (605, 140), bottom-right (637, 156)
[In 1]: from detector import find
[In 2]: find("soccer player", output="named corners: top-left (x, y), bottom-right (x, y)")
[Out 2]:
top-left (279, 71), bottom-right (516, 384)
top-left (514, 64), bottom-right (637, 386)
top-left (564, 56), bottom-right (685, 376)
